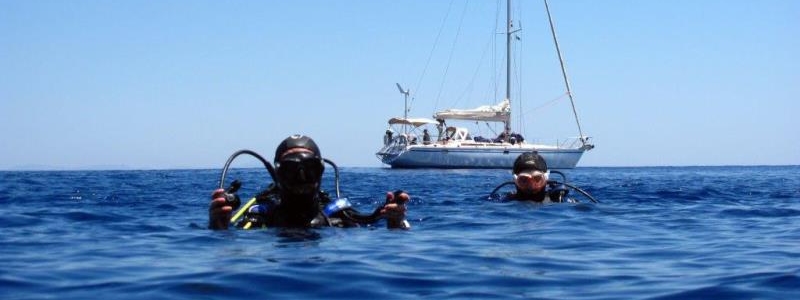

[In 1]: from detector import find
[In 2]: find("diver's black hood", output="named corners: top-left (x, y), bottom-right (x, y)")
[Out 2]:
top-left (274, 135), bottom-right (325, 201)
top-left (512, 152), bottom-right (548, 174)
top-left (274, 135), bottom-right (321, 163)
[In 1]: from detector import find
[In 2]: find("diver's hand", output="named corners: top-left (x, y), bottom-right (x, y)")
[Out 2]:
top-left (208, 188), bottom-right (232, 230)
top-left (382, 191), bottom-right (410, 229)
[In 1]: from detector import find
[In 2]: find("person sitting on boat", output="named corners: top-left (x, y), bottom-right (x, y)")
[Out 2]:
top-left (511, 133), bottom-right (525, 143)
top-left (504, 152), bottom-right (573, 203)
top-left (422, 129), bottom-right (431, 145)
top-left (493, 132), bottom-right (508, 143)
top-left (208, 135), bottom-right (410, 230)
top-left (409, 134), bottom-right (418, 145)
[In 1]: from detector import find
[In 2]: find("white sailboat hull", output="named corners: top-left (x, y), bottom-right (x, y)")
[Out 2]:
top-left (377, 0), bottom-right (594, 170)
top-left (377, 143), bottom-right (587, 169)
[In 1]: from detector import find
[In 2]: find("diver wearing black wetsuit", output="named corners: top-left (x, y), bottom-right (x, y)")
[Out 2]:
top-left (504, 152), bottom-right (574, 203)
top-left (209, 135), bottom-right (409, 230)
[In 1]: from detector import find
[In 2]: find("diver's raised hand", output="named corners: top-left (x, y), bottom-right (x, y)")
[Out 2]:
top-left (382, 191), bottom-right (410, 229)
top-left (208, 188), bottom-right (232, 230)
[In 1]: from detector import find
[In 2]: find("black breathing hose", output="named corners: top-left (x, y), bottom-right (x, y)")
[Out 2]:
top-left (218, 149), bottom-right (342, 199)
top-left (561, 182), bottom-right (599, 203)
top-left (322, 158), bottom-right (341, 199)
top-left (218, 149), bottom-right (277, 190)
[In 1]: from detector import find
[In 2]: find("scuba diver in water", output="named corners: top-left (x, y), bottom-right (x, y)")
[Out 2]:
top-left (505, 152), bottom-right (567, 202)
top-left (492, 151), bottom-right (597, 203)
top-left (208, 135), bottom-right (410, 230)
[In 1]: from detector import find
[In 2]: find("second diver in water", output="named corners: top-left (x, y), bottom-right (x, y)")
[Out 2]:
top-left (504, 152), bottom-right (572, 202)
top-left (495, 151), bottom-right (598, 203)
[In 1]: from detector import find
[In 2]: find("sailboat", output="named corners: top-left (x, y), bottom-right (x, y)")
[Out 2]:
top-left (376, 0), bottom-right (594, 169)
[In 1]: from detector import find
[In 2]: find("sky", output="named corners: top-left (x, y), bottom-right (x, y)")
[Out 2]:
top-left (1, 0), bottom-right (798, 170)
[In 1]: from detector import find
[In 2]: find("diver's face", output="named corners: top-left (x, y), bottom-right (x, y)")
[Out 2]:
top-left (514, 170), bottom-right (547, 193)
top-left (276, 148), bottom-right (324, 196)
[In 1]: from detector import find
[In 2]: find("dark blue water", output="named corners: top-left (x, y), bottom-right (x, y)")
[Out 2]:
top-left (1, 166), bottom-right (799, 299)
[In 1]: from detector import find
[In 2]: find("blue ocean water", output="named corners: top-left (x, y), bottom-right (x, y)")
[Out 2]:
top-left (1, 166), bottom-right (799, 299)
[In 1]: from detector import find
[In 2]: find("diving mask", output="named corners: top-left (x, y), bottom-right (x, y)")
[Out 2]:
top-left (276, 151), bottom-right (324, 194)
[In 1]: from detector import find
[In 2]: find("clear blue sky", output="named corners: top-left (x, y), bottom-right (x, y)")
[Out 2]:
top-left (1, 0), bottom-right (798, 170)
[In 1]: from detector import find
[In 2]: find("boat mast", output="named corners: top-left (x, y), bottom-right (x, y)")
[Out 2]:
top-left (544, 0), bottom-right (588, 146)
top-left (504, 0), bottom-right (512, 138)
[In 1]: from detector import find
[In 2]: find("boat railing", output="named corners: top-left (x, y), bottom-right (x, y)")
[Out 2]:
top-left (519, 137), bottom-right (590, 149)
top-left (558, 137), bottom-right (591, 149)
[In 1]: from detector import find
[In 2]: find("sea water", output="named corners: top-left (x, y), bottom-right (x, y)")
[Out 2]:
top-left (1, 166), bottom-right (798, 299)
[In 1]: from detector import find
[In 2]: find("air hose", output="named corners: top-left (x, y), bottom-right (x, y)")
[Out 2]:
top-left (218, 149), bottom-right (277, 224)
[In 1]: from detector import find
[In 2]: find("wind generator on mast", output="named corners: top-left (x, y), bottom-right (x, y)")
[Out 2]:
top-left (396, 83), bottom-right (410, 134)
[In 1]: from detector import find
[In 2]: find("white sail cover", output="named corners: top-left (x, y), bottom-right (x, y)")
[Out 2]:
top-left (388, 117), bottom-right (439, 127)
top-left (433, 99), bottom-right (510, 122)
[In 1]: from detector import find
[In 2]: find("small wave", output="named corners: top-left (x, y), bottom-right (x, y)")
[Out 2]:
top-left (755, 270), bottom-right (800, 291)
top-left (649, 285), bottom-right (757, 300)
top-left (719, 207), bottom-right (800, 218)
